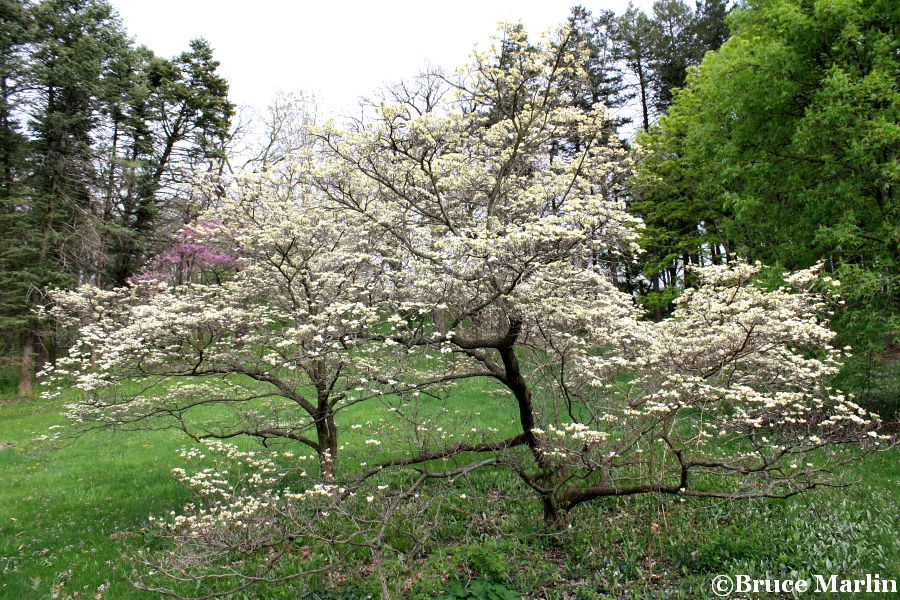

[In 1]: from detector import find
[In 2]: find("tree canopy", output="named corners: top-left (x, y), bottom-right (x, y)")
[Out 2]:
top-left (41, 22), bottom-right (887, 595)
top-left (635, 0), bottom-right (898, 378)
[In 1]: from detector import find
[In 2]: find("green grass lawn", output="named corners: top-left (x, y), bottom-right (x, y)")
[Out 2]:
top-left (1, 379), bottom-right (898, 599)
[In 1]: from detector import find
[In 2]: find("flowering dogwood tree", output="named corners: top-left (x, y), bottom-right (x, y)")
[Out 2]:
top-left (42, 23), bottom-right (885, 598)
top-left (314, 24), bottom-right (884, 521)
top-left (45, 169), bottom-right (396, 483)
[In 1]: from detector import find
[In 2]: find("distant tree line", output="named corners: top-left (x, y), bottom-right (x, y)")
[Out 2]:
top-left (0, 0), bottom-right (232, 395)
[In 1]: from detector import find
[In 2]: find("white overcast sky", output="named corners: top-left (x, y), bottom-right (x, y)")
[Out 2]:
top-left (109, 0), bottom-right (654, 120)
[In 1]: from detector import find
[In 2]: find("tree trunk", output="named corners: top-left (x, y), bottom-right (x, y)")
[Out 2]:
top-left (48, 336), bottom-right (58, 368)
top-left (542, 496), bottom-right (562, 525)
top-left (652, 273), bottom-right (662, 320)
top-left (498, 332), bottom-right (541, 458)
top-left (637, 59), bottom-right (650, 131)
top-left (19, 329), bottom-right (34, 397)
top-left (315, 413), bottom-right (338, 485)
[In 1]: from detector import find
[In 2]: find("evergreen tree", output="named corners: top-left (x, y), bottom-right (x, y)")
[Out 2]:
top-left (109, 38), bottom-right (233, 284)
top-left (648, 0), bottom-right (701, 112)
top-left (0, 0), bottom-right (32, 386)
top-left (0, 0), bottom-right (131, 394)
top-left (617, 5), bottom-right (656, 131)
top-left (0, 0), bottom-right (232, 395)
top-left (566, 6), bottom-right (631, 132)
top-left (617, 1), bottom-right (733, 126)
top-left (0, 0), bottom-right (29, 197)
top-left (693, 0), bottom-right (731, 53)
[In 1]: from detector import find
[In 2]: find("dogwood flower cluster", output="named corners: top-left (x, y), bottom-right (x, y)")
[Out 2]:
top-left (509, 262), bottom-right (884, 511)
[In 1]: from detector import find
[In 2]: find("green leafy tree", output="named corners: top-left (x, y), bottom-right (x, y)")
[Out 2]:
top-left (636, 0), bottom-right (899, 406)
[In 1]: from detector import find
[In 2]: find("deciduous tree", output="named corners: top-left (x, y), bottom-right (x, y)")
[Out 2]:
top-left (43, 20), bottom-right (886, 599)
top-left (636, 0), bottom-right (899, 405)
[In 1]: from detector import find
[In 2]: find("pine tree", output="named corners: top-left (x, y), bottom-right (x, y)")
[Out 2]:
top-left (566, 6), bottom-right (631, 133)
top-left (108, 38), bottom-right (233, 284)
top-left (693, 0), bottom-right (731, 54)
top-left (0, 0), bottom-right (131, 394)
top-left (0, 0), bottom-right (232, 395)
top-left (648, 0), bottom-right (699, 112)
top-left (0, 0), bottom-right (33, 388)
top-left (617, 5), bottom-right (656, 131)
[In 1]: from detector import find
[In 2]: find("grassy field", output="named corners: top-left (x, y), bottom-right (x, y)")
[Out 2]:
top-left (1, 376), bottom-right (898, 599)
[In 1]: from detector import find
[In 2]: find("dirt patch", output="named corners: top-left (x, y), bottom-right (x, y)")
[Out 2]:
top-left (0, 442), bottom-right (13, 450)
